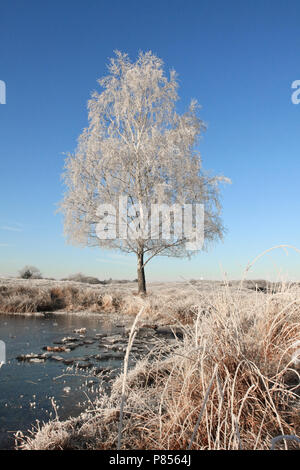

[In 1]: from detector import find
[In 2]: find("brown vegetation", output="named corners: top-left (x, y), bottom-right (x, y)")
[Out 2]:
top-left (16, 282), bottom-right (300, 450)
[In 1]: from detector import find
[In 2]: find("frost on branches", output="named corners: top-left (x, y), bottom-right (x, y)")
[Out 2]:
top-left (59, 51), bottom-right (230, 293)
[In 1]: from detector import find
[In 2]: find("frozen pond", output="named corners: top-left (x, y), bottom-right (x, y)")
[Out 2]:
top-left (0, 313), bottom-right (133, 449)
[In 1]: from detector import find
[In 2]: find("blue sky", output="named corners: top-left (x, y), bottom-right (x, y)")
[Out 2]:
top-left (0, 0), bottom-right (300, 282)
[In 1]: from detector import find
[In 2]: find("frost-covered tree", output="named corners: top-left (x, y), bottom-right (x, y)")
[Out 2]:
top-left (19, 265), bottom-right (42, 279)
top-left (59, 51), bottom-right (230, 294)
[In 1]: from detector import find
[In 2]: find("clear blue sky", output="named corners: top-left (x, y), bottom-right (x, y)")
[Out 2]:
top-left (0, 0), bottom-right (300, 282)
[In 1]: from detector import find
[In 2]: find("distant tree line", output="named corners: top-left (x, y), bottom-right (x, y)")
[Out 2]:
top-left (18, 266), bottom-right (136, 284)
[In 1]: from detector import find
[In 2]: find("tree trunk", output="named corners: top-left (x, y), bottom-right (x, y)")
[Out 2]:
top-left (137, 251), bottom-right (146, 295)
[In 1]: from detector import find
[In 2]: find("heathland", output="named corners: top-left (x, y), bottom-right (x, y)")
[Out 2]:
top-left (1, 277), bottom-right (299, 450)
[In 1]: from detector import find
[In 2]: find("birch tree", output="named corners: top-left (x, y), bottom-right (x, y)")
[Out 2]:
top-left (59, 51), bottom-right (230, 294)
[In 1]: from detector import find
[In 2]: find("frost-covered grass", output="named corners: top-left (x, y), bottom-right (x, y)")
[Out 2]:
top-left (0, 277), bottom-right (287, 321)
top-left (0, 278), bottom-right (131, 314)
top-left (16, 282), bottom-right (300, 450)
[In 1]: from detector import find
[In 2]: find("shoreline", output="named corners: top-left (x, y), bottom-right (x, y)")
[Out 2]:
top-left (8, 280), bottom-right (300, 450)
top-left (0, 277), bottom-right (287, 320)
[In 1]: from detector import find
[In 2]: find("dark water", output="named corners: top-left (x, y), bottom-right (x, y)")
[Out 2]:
top-left (0, 313), bottom-right (126, 449)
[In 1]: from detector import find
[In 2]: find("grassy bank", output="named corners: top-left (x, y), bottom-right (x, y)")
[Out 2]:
top-left (0, 277), bottom-right (286, 319)
top-left (16, 282), bottom-right (300, 450)
top-left (0, 277), bottom-right (257, 322)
